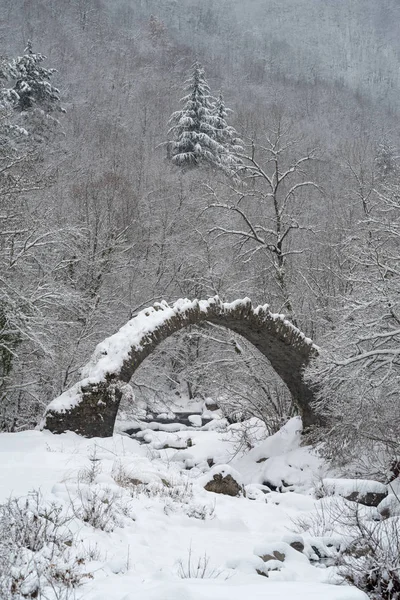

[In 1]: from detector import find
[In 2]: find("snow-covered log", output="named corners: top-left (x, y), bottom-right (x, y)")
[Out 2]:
top-left (42, 296), bottom-right (318, 437)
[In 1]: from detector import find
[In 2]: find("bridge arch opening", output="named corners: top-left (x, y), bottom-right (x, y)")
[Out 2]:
top-left (119, 323), bottom-right (293, 427)
top-left (42, 297), bottom-right (319, 438)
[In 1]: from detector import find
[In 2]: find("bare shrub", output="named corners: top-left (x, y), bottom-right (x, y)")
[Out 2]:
top-left (177, 546), bottom-right (224, 579)
top-left (112, 463), bottom-right (215, 521)
top-left (0, 491), bottom-right (72, 553)
top-left (112, 462), bottom-right (193, 503)
top-left (342, 512), bottom-right (400, 600)
top-left (295, 496), bottom-right (400, 600)
top-left (71, 485), bottom-right (134, 532)
top-left (185, 501), bottom-right (216, 521)
top-left (111, 461), bottom-right (145, 489)
top-left (78, 447), bottom-right (102, 484)
top-left (0, 490), bottom-right (90, 599)
top-left (226, 417), bottom-right (268, 458)
top-left (294, 499), bottom-right (341, 538)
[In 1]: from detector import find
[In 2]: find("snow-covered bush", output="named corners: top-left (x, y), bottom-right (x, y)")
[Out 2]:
top-left (296, 494), bottom-right (400, 600)
top-left (294, 499), bottom-right (340, 539)
top-left (184, 501), bottom-right (216, 521)
top-left (226, 418), bottom-right (268, 454)
top-left (111, 461), bottom-right (215, 520)
top-left (342, 513), bottom-right (400, 600)
top-left (0, 491), bottom-right (90, 599)
top-left (116, 473), bottom-right (193, 504)
top-left (72, 485), bottom-right (134, 532)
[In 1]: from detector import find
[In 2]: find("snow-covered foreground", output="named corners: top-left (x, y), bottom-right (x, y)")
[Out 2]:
top-left (0, 418), bottom-right (368, 600)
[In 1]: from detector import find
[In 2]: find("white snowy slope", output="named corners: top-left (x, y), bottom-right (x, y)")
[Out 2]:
top-left (0, 416), bottom-right (367, 600)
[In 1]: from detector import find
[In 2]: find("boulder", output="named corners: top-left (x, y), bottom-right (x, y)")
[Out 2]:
top-left (227, 555), bottom-right (272, 577)
top-left (321, 478), bottom-right (387, 507)
top-left (345, 490), bottom-right (387, 507)
top-left (204, 398), bottom-right (219, 412)
top-left (377, 494), bottom-right (400, 519)
top-left (254, 541), bottom-right (310, 568)
top-left (282, 534), bottom-right (305, 554)
top-left (262, 480), bottom-right (278, 492)
top-left (260, 550), bottom-right (285, 563)
top-left (290, 540), bottom-right (305, 553)
top-left (188, 415), bottom-right (202, 427)
top-left (204, 473), bottom-right (242, 497)
top-left (201, 465), bottom-right (244, 497)
top-left (244, 483), bottom-right (271, 501)
top-left (262, 479), bottom-right (293, 493)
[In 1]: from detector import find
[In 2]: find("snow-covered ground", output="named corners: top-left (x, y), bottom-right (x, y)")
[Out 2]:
top-left (0, 416), bottom-right (368, 599)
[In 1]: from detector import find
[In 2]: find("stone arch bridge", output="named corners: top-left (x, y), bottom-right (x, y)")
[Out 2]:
top-left (42, 297), bottom-right (319, 438)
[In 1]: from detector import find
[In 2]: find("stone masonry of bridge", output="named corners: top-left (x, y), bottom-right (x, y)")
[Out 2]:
top-left (42, 297), bottom-right (319, 438)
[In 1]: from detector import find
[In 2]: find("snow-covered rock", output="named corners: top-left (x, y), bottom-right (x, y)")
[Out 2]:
top-left (321, 478), bottom-right (387, 506)
top-left (282, 533), bottom-right (305, 554)
top-left (227, 554), bottom-right (272, 577)
top-left (204, 397), bottom-right (220, 412)
top-left (188, 414), bottom-right (202, 427)
top-left (199, 464), bottom-right (244, 496)
top-left (254, 540), bottom-right (309, 565)
top-left (377, 493), bottom-right (400, 518)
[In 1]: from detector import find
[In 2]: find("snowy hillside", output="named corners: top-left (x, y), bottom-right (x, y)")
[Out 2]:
top-left (0, 413), bottom-right (373, 599)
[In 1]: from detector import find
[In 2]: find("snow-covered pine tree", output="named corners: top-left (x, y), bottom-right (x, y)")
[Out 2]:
top-left (0, 59), bottom-right (29, 164)
top-left (167, 62), bottom-right (226, 169)
top-left (10, 41), bottom-right (64, 114)
top-left (213, 92), bottom-right (243, 173)
top-left (0, 58), bottom-right (18, 107)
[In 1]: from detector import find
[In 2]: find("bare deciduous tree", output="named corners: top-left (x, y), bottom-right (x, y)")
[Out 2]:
top-left (206, 118), bottom-right (321, 321)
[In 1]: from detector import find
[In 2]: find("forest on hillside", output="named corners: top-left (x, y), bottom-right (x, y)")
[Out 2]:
top-left (2, 3), bottom-right (400, 600)
top-left (1, 0), bottom-right (400, 473)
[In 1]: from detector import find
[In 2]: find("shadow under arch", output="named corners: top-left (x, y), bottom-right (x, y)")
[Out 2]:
top-left (42, 297), bottom-right (319, 437)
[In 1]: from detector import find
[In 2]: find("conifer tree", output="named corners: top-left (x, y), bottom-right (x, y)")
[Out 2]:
top-left (167, 62), bottom-right (226, 169)
top-left (213, 92), bottom-right (243, 172)
top-left (0, 60), bottom-right (29, 159)
top-left (10, 41), bottom-right (64, 114)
